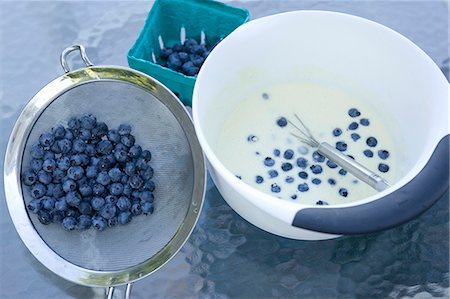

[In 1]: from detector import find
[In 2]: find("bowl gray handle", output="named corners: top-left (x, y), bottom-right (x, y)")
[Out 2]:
top-left (292, 134), bottom-right (449, 235)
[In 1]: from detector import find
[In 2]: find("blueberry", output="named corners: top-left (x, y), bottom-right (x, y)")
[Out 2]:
top-left (328, 178), bottom-right (336, 185)
top-left (66, 208), bottom-right (80, 218)
top-left (283, 149), bottom-right (294, 160)
top-left (129, 175), bottom-right (144, 189)
top-left (41, 197), bottom-right (55, 210)
top-left (114, 149), bottom-right (128, 163)
top-left (52, 168), bottom-right (65, 183)
top-left (56, 157), bottom-right (70, 170)
top-left (378, 163), bottom-right (389, 173)
top-left (310, 165), bottom-right (323, 174)
top-left (103, 195), bottom-right (117, 206)
top-left (297, 183), bottom-right (309, 192)
top-left (100, 203), bottom-right (117, 220)
top-left (31, 159), bottom-right (43, 173)
top-left (167, 53), bottom-right (182, 70)
top-left (281, 162), bottom-right (293, 172)
top-left (92, 183), bottom-right (106, 196)
top-left (80, 114), bottom-right (97, 130)
top-left (264, 157), bottom-right (275, 167)
top-left (141, 201), bottom-right (154, 215)
top-left (92, 122), bottom-right (108, 138)
top-left (366, 137), bottom-right (378, 147)
top-left (131, 190), bottom-right (141, 200)
top-left (68, 117), bottom-right (80, 130)
top-left (121, 174), bottom-right (130, 185)
top-left (254, 175), bottom-right (264, 184)
top-left (69, 154), bottom-right (83, 166)
top-left (92, 216), bottom-right (107, 231)
top-left (31, 144), bottom-right (45, 159)
top-left (106, 168), bottom-right (121, 183)
top-left (39, 132), bottom-right (55, 148)
top-left (285, 176), bottom-right (294, 183)
top-left (339, 188), bottom-right (348, 197)
top-left (123, 185), bottom-right (132, 197)
top-left (57, 139), bottom-right (72, 154)
top-left (316, 200), bottom-right (329, 206)
top-left (66, 191), bottom-right (81, 207)
top-left (96, 172), bottom-right (111, 186)
top-left (31, 183), bottom-right (46, 198)
top-left (136, 157), bottom-right (148, 170)
top-left (128, 145), bottom-right (142, 159)
top-left (79, 183), bottom-right (92, 197)
top-left (192, 44), bottom-right (205, 56)
top-left (273, 149), bottom-right (280, 157)
top-left (360, 118), bottom-right (370, 126)
top-left (123, 162), bottom-right (135, 176)
top-left (109, 183), bottom-right (124, 196)
top-left (78, 128), bottom-right (93, 141)
top-left (107, 129), bottom-right (121, 144)
top-left (52, 125), bottom-right (66, 140)
top-left (51, 210), bottom-right (65, 223)
top-left (296, 157), bottom-right (308, 168)
top-left (52, 184), bottom-right (64, 198)
top-left (78, 201), bottom-right (92, 215)
top-left (85, 166), bottom-right (97, 179)
top-left (85, 144), bottom-right (96, 157)
top-left (312, 151), bottom-right (325, 163)
top-left (268, 170), bottom-right (278, 178)
top-left (117, 196), bottom-right (131, 211)
top-left (178, 51), bottom-right (189, 63)
top-left (247, 134), bottom-right (258, 143)
top-left (37, 170), bottom-right (52, 185)
top-left (378, 150), bottom-right (390, 160)
top-left (90, 196), bottom-right (105, 211)
top-left (351, 133), bottom-right (361, 141)
top-left (43, 151), bottom-right (55, 160)
top-left (27, 199), bottom-right (42, 213)
top-left (181, 61), bottom-right (199, 76)
top-left (37, 210), bottom-right (52, 225)
top-left (160, 48), bottom-right (173, 59)
top-left (141, 167), bottom-right (154, 180)
top-left (271, 183), bottom-right (281, 193)
top-left (67, 166), bottom-right (84, 180)
top-left (95, 140), bottom-right (112, 155)
top-left (140, 191), bottom-right (154, 202)
top-left (312, 178), bottom-right (321, 185)
top-left (182, 38), bottom-right (197, 51)
top-left (348, 108), bottom-right (361, 117)
top-left (118, 211), bottom-right (132, 225)
top-left (64, 129), bottom-right (74, 141)
top-left (77, 215), bottom-right (92, 230)
top-left (72, 139), bottom-right (86, 153)
top-left (143, 180), bottom-right (155, 192)
top-left (131, 202), bottom-right (143, 216)
top-left (363, 149), bottom-right (373, 158)
top-left (141, 150), bottom-right (152, 162)
top-left (348, 122), bottom-right (359, 130)
top-left (22, 170), bottom-right (37, 186)
top-left (190, 55), bottom-right (204, 67)
top-left (53, 198), bottom-right (67, 211)
top-left (276, 117), bottom-right (288, 127)
top-left (298, 171), bottom-right (308, 179)
top-left (201, 50), bottom-right (210, 59)
top-left (338, 169), bottom-right (347, 176)
top-left (50, 142), bottom-right (61, 154)
top-left (291, 195), bottom-right (297, 200)
top-left (121, 135), bottom-right (135, 148)
top-left (108, 216), bottom-right (119, 227)
top-left (332, 128), bottom-right (342, 137)
top-left (45, 183), bottom-right (57, 196)
top-left (326, 160), bottom-right (338, 168)
top-left (336, 141), bottom-right (347, 152)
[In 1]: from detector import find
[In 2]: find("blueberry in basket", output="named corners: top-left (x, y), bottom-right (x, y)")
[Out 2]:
top-left (157, 37), bottom-right (220, 76)
top-left (21, 114), bottom-right (156, 231)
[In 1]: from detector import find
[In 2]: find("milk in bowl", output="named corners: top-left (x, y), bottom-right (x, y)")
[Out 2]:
top-left (209, 82), bottom-right (397, 206)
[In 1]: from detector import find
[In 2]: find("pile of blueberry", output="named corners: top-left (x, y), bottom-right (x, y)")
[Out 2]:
top-left (239, 102), bottom-right (392, 205)
top-left (158, 37), bottom-right (220, 76)
top-left (21, 114), bottom-right (155, 231)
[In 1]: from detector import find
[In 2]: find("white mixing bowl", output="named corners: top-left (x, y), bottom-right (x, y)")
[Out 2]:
top-left (192, 11), bottom-right (449, 240)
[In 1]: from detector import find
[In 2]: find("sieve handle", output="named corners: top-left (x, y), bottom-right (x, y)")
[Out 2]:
top-left (106, 283), bottom-right (132, 299)
top-left (60, 44), bottom-right (94, 73)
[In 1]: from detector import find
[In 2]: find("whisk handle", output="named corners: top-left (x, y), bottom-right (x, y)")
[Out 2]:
top-left (318, 142), bottom-right (390, 191)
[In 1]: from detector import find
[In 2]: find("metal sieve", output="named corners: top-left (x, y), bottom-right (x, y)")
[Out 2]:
top-left (3, 45), bottom-right (206, 298)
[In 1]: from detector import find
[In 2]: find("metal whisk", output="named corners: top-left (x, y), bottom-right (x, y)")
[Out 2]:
top-left (289, 114), bottom-right (390, 192)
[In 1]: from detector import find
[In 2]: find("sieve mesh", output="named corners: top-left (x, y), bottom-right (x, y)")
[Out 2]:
top-left (21, 80), bottom-right (194, 271)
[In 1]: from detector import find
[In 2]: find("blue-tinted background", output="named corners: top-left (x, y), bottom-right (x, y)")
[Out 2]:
top-left (0, 1), bottom-right (448, 298)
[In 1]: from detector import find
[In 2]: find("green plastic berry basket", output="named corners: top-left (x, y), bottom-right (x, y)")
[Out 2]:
top-left (127, 0), bottom-right (250, 106)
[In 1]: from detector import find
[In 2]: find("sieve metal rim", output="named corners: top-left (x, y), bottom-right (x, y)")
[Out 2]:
top-left (4, 65), bottom-right (206, 287)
